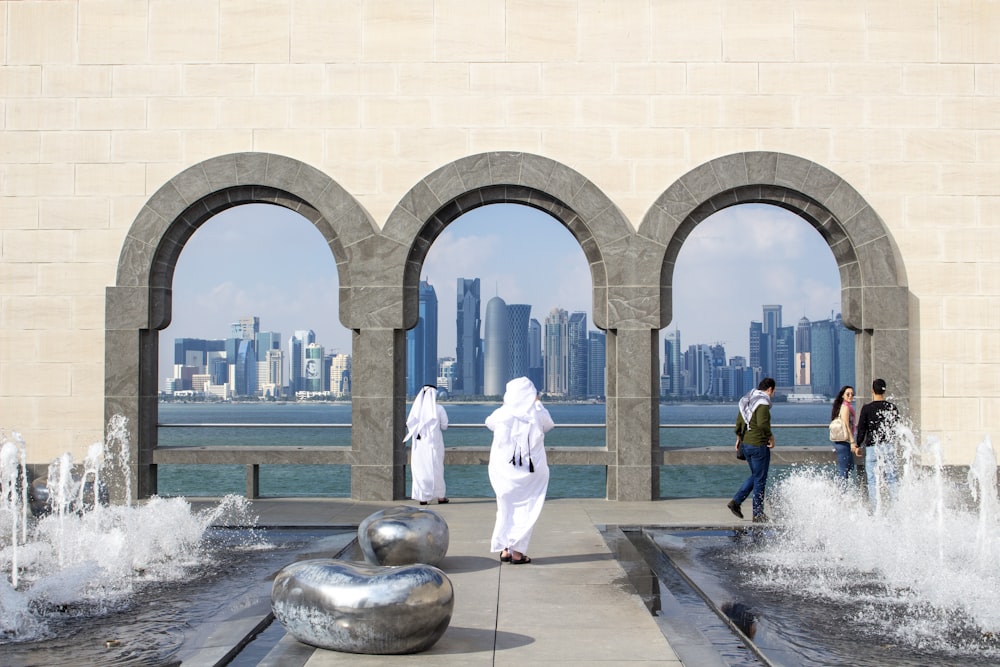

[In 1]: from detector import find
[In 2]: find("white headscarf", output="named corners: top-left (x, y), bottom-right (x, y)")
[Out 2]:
top-left (739, 388), bottom-right (771, 426)
top-left (503, 377), bottom-right (539, 455)
top-left (404, 385), bottom-right (439, 442)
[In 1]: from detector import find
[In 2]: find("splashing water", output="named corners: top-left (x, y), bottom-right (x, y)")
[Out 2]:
top-left (745, 433), bottom-right (1000, 658)
top-left (0, 418), bottom-right (260, 643)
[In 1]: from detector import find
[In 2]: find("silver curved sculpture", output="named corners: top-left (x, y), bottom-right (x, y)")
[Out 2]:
top-left (358, 505), bottom-right (449, 566)
top-left (271, 559), bottom-right (454, 654)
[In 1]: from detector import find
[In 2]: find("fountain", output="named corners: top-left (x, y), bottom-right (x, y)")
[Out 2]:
top-left (0, 418), bottom-right (271, 659)
top-left (646, 427), bottom-right (1000, 666)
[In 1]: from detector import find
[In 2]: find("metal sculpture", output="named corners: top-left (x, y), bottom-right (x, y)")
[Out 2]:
top-left (357, 505), bottom-right (449, 566)
top-left (271, 559), bottom-right (454, 654)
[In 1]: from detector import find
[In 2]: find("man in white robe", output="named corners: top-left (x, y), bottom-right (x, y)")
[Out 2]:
top-left (486, 377), bottom-right (554, 564)
top-left (405, 385), bottom-right (449, 504)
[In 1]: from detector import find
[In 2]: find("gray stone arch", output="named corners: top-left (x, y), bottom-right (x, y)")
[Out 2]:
top-left (640, 151), bottom-right (910, 418)
top-left (366, 152), bottom-right (645, 500)
top-left (105, 152), bottom-right (376, 501)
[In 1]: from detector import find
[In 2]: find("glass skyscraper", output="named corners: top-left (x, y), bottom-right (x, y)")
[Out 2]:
top-left (567, 311), bottom-right (588, 398)
top-left (588, 330), bottom-right (606, 398)
top-left (455, 278), bottom-right (482, 396)
top-left (507, 304), bottom-right (532, 381)
top-left (544, 308), bottom-right (568, 395)
top-left (406, 279), bottom-right (438, 395)
top-left (483, 295), bottom-right (510, 397)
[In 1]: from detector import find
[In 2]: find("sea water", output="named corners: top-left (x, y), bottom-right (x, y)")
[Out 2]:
top-left (156, 402), bottom-right (835, 499)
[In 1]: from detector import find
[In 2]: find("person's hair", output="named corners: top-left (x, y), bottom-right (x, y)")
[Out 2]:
top-left (831, 385), bottom-right (854, 420)
top-left (757, 377), bottom-right (776, 391)
top-left (872, 378), bottom-right (887, 394)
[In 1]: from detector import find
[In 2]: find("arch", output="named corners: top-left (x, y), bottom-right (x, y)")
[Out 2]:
top-left (640, 151), bottom-right (911, 409)
top-left (104, 152), bottom-right (375, 501)
top-left (364, 152), bottom-right (643, 499)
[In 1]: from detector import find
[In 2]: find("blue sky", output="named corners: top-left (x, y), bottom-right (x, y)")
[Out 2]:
top-left (160, 202), bottom-right (840, 380)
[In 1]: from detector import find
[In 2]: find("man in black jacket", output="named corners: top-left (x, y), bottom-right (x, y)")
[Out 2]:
top-left (854, 378), bottom-right (900, 509)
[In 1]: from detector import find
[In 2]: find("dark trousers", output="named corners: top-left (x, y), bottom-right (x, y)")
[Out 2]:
top-left (733, 443), bottom-right (771, 518)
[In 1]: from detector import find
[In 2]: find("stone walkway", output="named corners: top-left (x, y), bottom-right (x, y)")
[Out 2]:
top-left (180, 497), bottom-right (750, 667)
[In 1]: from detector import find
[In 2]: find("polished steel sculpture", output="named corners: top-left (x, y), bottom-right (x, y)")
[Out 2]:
top-left (271, 559), bottom-right (454, 654)
top-left (357, 505), bottom-right (449, 566)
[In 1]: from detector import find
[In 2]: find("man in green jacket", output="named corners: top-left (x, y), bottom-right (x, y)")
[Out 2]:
top-left (727, 377), bottom-right (776, 522)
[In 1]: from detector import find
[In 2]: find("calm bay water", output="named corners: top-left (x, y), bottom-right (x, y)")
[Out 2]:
top-left (157, 402), bottom-right (836, 499)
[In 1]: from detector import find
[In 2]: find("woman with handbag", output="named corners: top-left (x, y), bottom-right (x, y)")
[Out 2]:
top-left (829, 385), bottom-right (858, 484)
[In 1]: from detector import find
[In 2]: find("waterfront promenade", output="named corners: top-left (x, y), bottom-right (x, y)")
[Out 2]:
top-left (182, 496), bottom-right (747, 667)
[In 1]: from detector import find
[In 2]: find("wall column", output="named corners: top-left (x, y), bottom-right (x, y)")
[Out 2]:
top-left (606, 327), bottom-right (660, 500)
top-left (350, 327), bottom-right (406, 500)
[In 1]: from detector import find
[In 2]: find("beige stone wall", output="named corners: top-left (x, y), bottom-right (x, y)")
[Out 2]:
top-left (1, 0), bottom-right (998, 464)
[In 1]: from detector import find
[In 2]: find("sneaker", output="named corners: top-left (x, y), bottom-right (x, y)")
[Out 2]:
top-left (727, 500), bottom-right (744, 519)
top-left (752, 513), bottom-right (769, 523)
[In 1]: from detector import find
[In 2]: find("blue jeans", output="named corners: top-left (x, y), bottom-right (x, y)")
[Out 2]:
top-left (865, 444), bottom-right (898, 508)
top-left (733, 443), bottom-right (771, 518)
top-left (833, 441), bottom-right (855, 482)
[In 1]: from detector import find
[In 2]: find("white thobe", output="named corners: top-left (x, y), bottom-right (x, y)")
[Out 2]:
top-left (410, 404), bottom-right (448, 502)
top-left (486, 400), bottom-right (554, 554)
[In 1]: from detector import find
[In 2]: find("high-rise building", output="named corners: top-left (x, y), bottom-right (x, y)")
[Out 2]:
top-left (835, 313), bottom-right (856, 390)
top-left (406, 279), bottom-right (439, 395)
top-left (663, 329), bottom-right (682, 396)
top-left (233, 339), bottom-right (257, 396)
top-left (455, 278), bottom-right (482, 396)
top-left (257, 348), bottom-right (284, 397)
top-left (304, 342), bottom-right (324, 392)
top-left (289, 329), bottom-right (315, 395)
top-left (685, 344), bottom-right (713, 396)
top-left (256, 331), bottom-right (281, 361)
top-left (232, 316), bottom-right (259, 341)
top-left (329, 353), bottom-right (351, 398)
top-left (507, 304), bottom-right (532, 381)
top-left (748, 321), bottom-right (763, 371)
top-left (527, 318), bottom-right (543, 390)
top-left (483, 295), bottom-right (510, 396)
top-left (567, 312), bottom-right (588, 398)
top-left (795, 316), bottom-right (812, 390)
top-left (588, 330), bottom-right (606, 398)
top-left (438, 357), bottom-right (456, 393)
top-left (775, 325), bottom-right (795, 388)
top-left (544, 308), bottom-right (569, 395)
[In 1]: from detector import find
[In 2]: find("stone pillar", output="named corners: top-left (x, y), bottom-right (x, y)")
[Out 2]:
top-left (606, 327), bottom-right (660, 500)
top-left (350, 327), bottom-right (406, 500)
top-left (104, 286), bottom-right (159, 503)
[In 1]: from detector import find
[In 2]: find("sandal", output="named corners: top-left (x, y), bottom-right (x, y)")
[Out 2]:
top-left (510, 555), bottom-right (532, 565)
top-left (500, 549), bottom-right (511, 562)
top-left (437, 498), bottom-right (449, 504)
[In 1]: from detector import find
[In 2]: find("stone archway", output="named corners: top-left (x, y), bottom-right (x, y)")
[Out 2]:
top-left (105, 152), bottom-right (374, 502)
top-left (640, 151), bottom-right (910, 417)
top-left (372, 152), bottom-right (649, 499)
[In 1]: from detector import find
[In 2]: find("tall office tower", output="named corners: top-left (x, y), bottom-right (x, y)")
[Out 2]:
top-left (544, 308), bottom-right (569, 395)
top-left (664, 329), bottom-right (682, 396)
top-left (304, 342), bottom-right (325, 392)
top-left (685, 344), bottom-right (713, 396)
top-left (760, 305), bottom-right (781, 378)
top-left (527, 318), bottom-right (543, 390)
top-left (406, 279), bottom-right (439, 395)
top-left (329, 353), bottom-right (352, 397)
top-left (507, 304), bottom-right (532, 380)
top-left (455, 278), bottom-right (482, 396)
top-left (232, 316), bottom-right (260, 340)
top-left (438, 357), bottom-right (456, 393)
top-left (748, 321), bottom-right (763, 371)
top-left (256, 331), bottom-right (281, 361)
top-left (288, 329), bottom-right (315, 395)
top-left (588, 330), bottom-right (606, 398)
top-left (483, 295), bottom-right (510, 396)
top-left (795, 316), bottom-right (812, 390)
top-left (172, 338), bottom-right (226, 389)
top-left (567, 312), bottom-right (589, 398)
top-left (257, 348), bottom-right (284, 397)
top-left (809, 318), bottom-right (837, 397)
top-left (233, 339), bottom-right (257, 396)
top-left (834, 313), bottom-right (856, 389)
top-left (711, 356), bottom-right (746, 400)
top-left (775, 325), bottom-right (795, 388)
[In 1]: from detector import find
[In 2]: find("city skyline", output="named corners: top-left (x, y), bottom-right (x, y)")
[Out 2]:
top-left (159, 202), bottom-right (841, 382)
